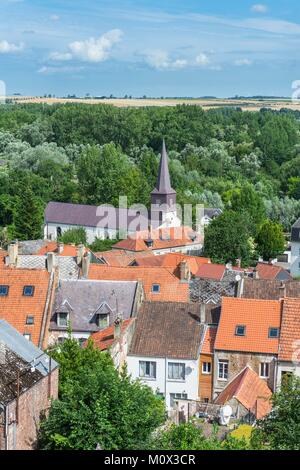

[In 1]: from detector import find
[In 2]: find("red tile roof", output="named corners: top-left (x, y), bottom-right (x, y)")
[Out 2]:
top-left (215, 366), bottom-right (272, 419)
top-left (37, 242), bottom-right (86, 257)
top-left (113, 226), bottom-right (203, 252)
top-left (201, 325), bottom-right (217, 355)
top-left (88, 265), bottom-right (189, 302)
top-left (256, 263), bottom-right (291, 281)
top-left (94, 250), bottom-right (155, 267)
top-left (215, 297), bottom-right (282, 354)
top-left (279, 298), bottom-right (300, 362)
top-left (135, 252), bottom-right (211, 276)
top-left (0, 249), bottom-right (7, 266)
top-left (0, 268), bottom-right (51, 346)
top-left (195, 263), bottom-right (226, 281)
top-left (88, 319), bottom-right (133, 351)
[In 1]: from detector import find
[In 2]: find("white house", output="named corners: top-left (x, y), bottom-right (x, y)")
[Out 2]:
top-left (290, 218), bottom-right (300, 277)
top-left (126, 301), bottom-right (204, 409)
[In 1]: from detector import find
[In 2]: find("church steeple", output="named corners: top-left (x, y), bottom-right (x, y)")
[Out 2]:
top-left (151, 140), bottom-right (176, 195)
top-left (150, 140), bottom-right (178, 229)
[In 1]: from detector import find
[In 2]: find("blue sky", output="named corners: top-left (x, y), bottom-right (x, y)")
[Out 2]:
top-left (0, 0), bottom-right (300, 97)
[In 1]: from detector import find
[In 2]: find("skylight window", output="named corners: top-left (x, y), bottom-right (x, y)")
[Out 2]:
top-left (269, 327), bottom-right (279, 339)
top-left (23, 286), bottom-right (35, 297)
top-left (0, 285), bottom-right (9, 296)
top-left (235, 325), bottom-right (246, 336)
top-left (152, 284), bottom-right (161, 294)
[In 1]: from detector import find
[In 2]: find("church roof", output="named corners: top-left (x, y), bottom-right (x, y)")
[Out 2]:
top-left (151, 140), bottom-right (176, 195)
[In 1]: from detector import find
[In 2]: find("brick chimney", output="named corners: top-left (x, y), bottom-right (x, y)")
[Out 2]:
top-left (180, 260), bottom-right (191, 282)
top-left (46, 252), bottom-right (56, 273)
top-left (7, 241), bottom-right (18, 266)
top-left (82, 252), bottom-right (91, 278)
top-left (253, 268), bottom-right (259, 280)
top-left (77, 244), bottom-right (85, 265)
top-left (114, 314), bottom-right (123, 340)
top-left (200, 303), bottom-right (206, 324)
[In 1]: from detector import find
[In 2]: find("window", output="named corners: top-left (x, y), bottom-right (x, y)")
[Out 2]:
top-left (269, 327), bottom-right (279, 338)
top-left (57, 337), bottom-right (66, 345)
top-left (0, 285), bottom-right (9, 297)
top-left (152, 284), bottom-right (160, 294)
top-left (170, 393), bottom-right (188, 407)
top-left (57, 312), bottom-right (69, 328)
top-left (139, 361), bottom-right (156, 379)
top-left (57, 227), bottom-right (62, 237)
top-left (235, 325), bottom-right (246, 336)
top-left (26, 316), bottom-right (34, 325)
top-left (203, 397), bottom-right (210, 404)
top-left (23, 286), bottom-right (34, 297)
top-left (23, 333), bottom-right (31, 341)
top-left (260, 363), bottom-right (270, 378)
top-left (202, 362), bottom-right (212, 374)
top-left (168, 362), bottom-right (185, 381)
top-left (218, 360), bottom-right (229, 380)
top-left (96, 314), bottom-right (109, 329)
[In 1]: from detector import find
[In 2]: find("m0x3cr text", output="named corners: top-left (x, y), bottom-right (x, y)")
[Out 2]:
top-left (148, 454), bottom-right (196, 465)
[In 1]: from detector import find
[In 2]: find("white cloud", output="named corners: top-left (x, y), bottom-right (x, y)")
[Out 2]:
top-left (38, 65), bottom-right (84, 75)
top-left (49, 51), bottom-right (73, 61)
top-left (49, 29), bottom-right (123, 64)
top-left (251, 4), bottom-right (268, 13)
top-left (145, 50), bottom-right (187, 70)
top-left (234, 58), bottom-right (253, 66)
top-left (0, 40), bottom-right (24, 53)
top-left (50, 15), bottom-right (60, 21)
top-left (195, 53), bottom-right (210, 66)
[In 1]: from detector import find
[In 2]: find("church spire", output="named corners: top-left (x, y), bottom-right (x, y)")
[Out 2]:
top-left (152, 139), bottom-right (175, 195)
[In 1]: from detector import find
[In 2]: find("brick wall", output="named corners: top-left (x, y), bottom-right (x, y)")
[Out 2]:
top-left (4, 368), bottom-right (58, 450)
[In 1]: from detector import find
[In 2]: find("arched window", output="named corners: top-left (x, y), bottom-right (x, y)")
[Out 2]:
top-left (57, 227), bottom-right (62, 238)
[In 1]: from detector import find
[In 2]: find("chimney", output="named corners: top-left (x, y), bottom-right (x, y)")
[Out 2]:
top-left (236, 276), bottom-right (245, 298)
top-left (0, 341), bottom-right (6, 365)
top-left (8, 241), bottom-right (18, 266)
top-left (253, 268), bottom-right (259, 280)
top-left (114, 314), bottom-right (123, 340)
top-left (82, 252), bottom-right (91, 278)
top-left (180, 260), bottom-right (191, 282)
top-left (46, 252), bottom-right (56, 273)
top-left (200, 304), bottom-right (206, 324)
top-left (279, 281), bottom-right (286, 299)
top-left (235, 259), bottom-right (241, 269)
top-left (57, 242), bottom-right (64, 254)
top-left (77, 244), bottom-right (85, 264)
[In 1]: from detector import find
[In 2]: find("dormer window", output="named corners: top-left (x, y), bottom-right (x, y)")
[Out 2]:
top-left (0, 285), bottom-right (9, 296)
top-left (152, 284), bottom-right (160, 294)
top-left (23, 286), bottom-right (34, 297)
top-left (57, 312), bottom-right (69, 328)
top-left (269, 327), bottom-right (279, 338)
top-left (96, 313), bottom-right (109, 329)
top-left (235, 325), bottom-right (246, 337)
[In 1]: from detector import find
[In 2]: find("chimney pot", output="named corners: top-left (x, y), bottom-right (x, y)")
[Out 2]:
top-left (57, 242), bottom-right (64, 254)
top-left (46, 252), bottom-right (56, 273)
top-left (8, 241), bottom-right (18, 266)
top-left (200, 304), bottom-right (206, 324)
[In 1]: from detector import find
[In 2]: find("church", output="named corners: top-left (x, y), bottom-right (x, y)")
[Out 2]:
top-left (44, 141), bottom-right (182, 244)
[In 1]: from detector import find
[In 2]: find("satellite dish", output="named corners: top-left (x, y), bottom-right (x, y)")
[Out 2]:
top-left (219, 405), bottom-right (233, 426)
top-left (235, 274), bottom-right (242, 282)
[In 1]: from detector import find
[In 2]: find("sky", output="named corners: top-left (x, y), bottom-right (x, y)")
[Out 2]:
top-left (0, 0), bottom-right (300, 97)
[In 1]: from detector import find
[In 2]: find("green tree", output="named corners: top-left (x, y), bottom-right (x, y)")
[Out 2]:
top-left (38, 338), bottom-right (165, 450)
top-left (13, 184), bottom-right (43, 240)
top-left (252, 375), bottom-right (300, 450)
top-left (256, 220), bottom-right (285, 260)
top-left (204, 210), bottom-right (253, 265)
top-left (59, 227), bottom-right (87, 245)
top-left (228, 184), bottom-right (266, 232)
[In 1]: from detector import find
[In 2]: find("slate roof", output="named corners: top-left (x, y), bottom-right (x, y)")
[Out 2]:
top-left (50, 279), bottom-right (138, 333)
top-left (16, 255), bottom-right (79, 280)
top-left (88, 265), bottom-right (189, 302)
top-left (215, 297), bottom-right (282, 354)
top-left (279, 298), bottom-right (300, 362)
top-left (0, 268), bottom-right (51, 346)
top-left (242, 279), bottom-right (300, 300)
top-left (215, 366), bottom-right (272, 420)
top-left (45, 201), bottom-right (149, 231)
top-left (129, 301), bottom-right (204, 360)
top-left (0, 320), bottom-right (58, 405)
top-left (189, 274), bottom-right (238, 305)
top-left (203, 208), bottom-right (222, 219)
